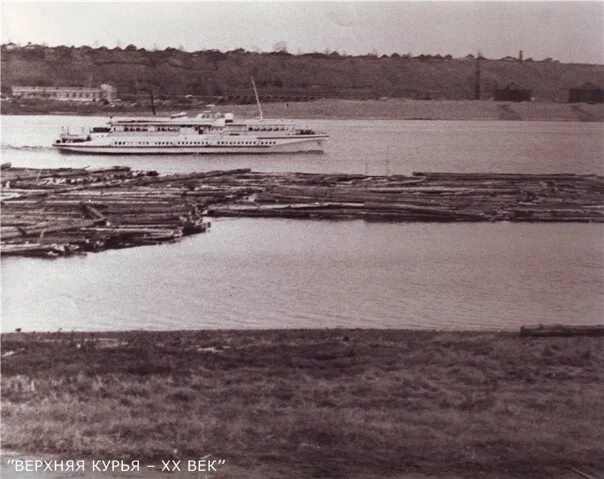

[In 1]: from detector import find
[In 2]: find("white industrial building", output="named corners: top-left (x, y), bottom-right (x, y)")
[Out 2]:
top-left (11, 84), bottom-right (117, 102)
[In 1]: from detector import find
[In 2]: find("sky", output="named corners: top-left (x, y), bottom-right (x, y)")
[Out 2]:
top-left (1, 1), bottom-right (603, 64)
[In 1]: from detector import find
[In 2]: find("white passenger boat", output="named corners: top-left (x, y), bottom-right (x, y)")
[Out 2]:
top-left (53, 111), bottom-right (328, 154)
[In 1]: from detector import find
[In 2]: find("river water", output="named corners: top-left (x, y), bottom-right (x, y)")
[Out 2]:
top-left (1, 115), bottom-right (602, 331)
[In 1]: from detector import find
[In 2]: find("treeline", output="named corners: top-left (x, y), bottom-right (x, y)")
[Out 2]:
top-left (2, 43), bottom-right (603, 101)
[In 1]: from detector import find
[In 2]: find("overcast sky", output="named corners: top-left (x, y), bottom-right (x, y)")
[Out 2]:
top-left (2, 1), bottom-right (603, 64)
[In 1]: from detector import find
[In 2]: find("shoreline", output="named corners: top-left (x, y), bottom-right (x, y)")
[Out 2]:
top-left (2, 329), bottom-right (603, 478)
top-left (2, 98), bottom-right (603, 121)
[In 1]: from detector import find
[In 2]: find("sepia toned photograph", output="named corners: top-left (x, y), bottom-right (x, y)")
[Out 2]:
top-left (0, 1), bottom-right (603, 478)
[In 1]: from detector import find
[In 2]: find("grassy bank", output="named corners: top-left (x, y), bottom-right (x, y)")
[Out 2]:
top-left (2, 98), bottom-right (603, 121)
top-left (1, 330), bottom-right (602, 478)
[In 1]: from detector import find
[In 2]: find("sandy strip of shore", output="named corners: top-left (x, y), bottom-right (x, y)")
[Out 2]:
top-left (3, 98), bottom-right (603, 121)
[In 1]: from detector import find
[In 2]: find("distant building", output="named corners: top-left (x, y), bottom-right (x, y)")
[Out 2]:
top-left (494, 82), bottom-right (532, 102)
top-left (568, 82), bottom-right (603, 104)
top-left (11, 84), bottom-right (117, 102)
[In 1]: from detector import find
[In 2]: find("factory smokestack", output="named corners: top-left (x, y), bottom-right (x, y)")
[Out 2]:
top-left (475, 51), bottom-right (482, 100)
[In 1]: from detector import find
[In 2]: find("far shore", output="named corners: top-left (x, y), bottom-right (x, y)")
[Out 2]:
top-left (2, 98), bottom-right (603, 122)
top-left (1, 329), bottom-right (602, 478)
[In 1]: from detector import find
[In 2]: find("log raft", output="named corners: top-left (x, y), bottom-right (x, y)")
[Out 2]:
top-left (1, 166), bottom-right (603, 257)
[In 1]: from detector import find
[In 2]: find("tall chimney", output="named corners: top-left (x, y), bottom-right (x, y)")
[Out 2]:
top-left (519, 50), bottom-right (523, 62)
top-left (474, 52), bottom-right (482, 100)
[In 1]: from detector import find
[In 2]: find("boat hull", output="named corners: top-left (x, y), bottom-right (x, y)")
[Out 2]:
top-left (54, 137), bottom-right (327, 155)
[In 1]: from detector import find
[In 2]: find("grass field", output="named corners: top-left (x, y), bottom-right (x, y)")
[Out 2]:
top-left (1, 330), bottom-right (603, 478)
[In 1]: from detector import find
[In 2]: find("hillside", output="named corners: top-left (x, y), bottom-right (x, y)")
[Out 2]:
top-left (1, 44), bottom-right (603, 102)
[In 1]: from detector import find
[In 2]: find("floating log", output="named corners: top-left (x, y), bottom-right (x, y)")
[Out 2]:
top-left (80, 202), bottom-right (107, 222)
top-left (413, 172), bottom-right (601, 181)
top-left (0, 243), bottom-right (74, 257)
top-left (520, 325), bottom-right (604, 337)
top-left (131, 168), bottom-right (252, 185)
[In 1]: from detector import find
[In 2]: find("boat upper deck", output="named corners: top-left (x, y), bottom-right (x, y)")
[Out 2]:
top-left (109, 111), bottom-right (295, 130)
top-left (60, 111), bottom-right (322, 138)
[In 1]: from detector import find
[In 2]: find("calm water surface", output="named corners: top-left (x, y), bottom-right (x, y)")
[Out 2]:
top-left (1, 115), bottom-right (602, 331)
top-left (2, 115), bottom-right (603, 174)
top-left (2, 220), bottom-right (602, 332)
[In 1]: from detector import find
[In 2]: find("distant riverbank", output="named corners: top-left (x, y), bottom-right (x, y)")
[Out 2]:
top-left (1, 329), bottom-right (602, 478)
top-left (2, 98), bottom-right (603, 121)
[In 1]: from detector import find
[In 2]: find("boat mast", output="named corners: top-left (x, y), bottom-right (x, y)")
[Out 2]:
top-left (251, 78), bottom-right (264, 120)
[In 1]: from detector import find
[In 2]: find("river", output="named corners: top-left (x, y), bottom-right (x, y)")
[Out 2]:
top-left (1, 115), bottom-right (602, 331)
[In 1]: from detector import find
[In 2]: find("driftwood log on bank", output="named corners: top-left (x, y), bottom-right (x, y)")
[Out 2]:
top-left (1, 166), bottom-right (603, 257)
top-left (520, 325), bottom-right (604, 337)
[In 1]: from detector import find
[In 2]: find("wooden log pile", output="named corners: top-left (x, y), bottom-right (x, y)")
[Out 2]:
top-left (1, 165), bottom-right (212, 257)
top-left (1, 165), bottom-right (602, 257)
top-left (204, 170), bottom-right (604, 223)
